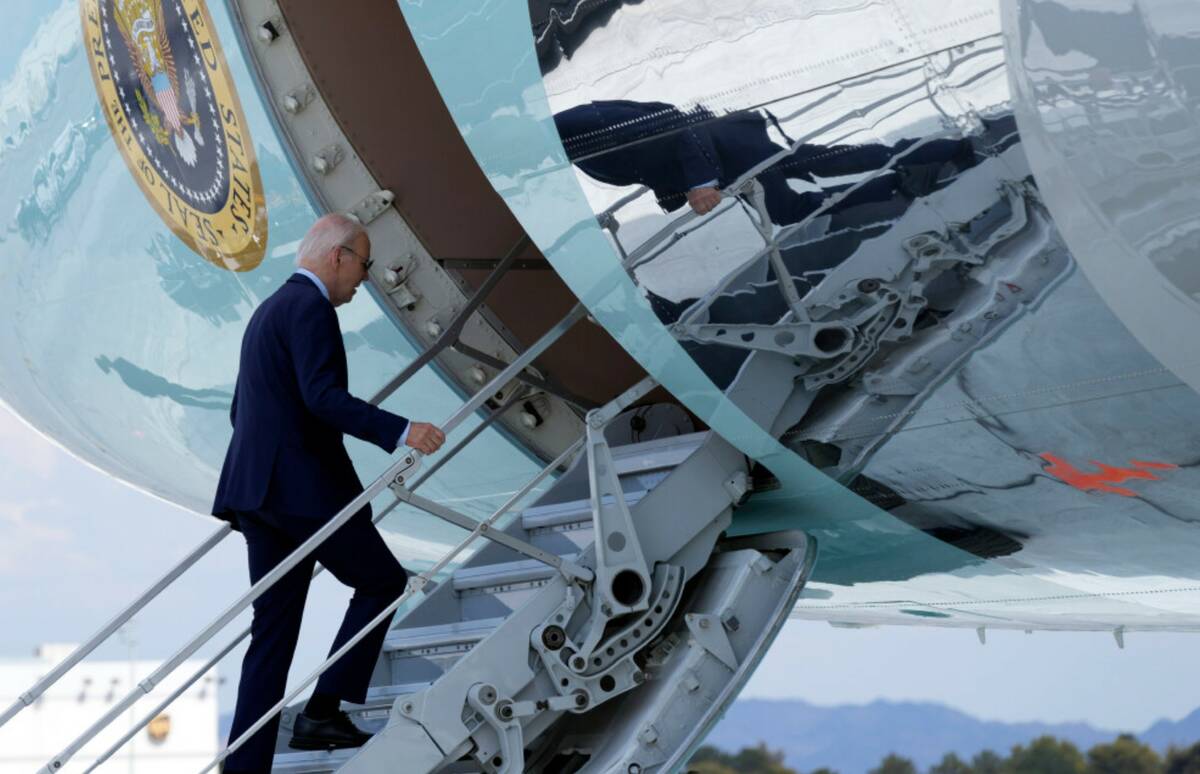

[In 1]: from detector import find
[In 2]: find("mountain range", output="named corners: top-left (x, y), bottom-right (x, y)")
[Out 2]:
top-left (704, 699), bottom-right (1200, 774)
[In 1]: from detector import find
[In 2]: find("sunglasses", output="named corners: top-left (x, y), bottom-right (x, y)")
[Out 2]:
top-left (337, 244), bottom-right (373, 272)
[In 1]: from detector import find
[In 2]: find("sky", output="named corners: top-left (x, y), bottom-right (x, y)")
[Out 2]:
top-left (2, 403), bottom-right (1200, 736)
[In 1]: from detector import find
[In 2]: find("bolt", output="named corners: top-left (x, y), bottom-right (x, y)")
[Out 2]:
top-left (282, 95), bottom-right (301, 113)
top-left (402, 702), bottom-right (414, 714)
top-left (256, 21), bottom-right (279, 43)
top-left (629, 765), bottom-right (643, 774)
top-left (698, 618), bottom-right (710, 629)
top-left (311, 155), bottom-right (329, 174)
top-left (541, 625), bottom-right (566, 651)
top-left (633, 671), bottom-right (646, 685)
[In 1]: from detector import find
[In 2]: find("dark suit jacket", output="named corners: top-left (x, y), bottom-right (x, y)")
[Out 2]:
top-left (553, 100), bottom-right (788, 212)
top-left (211, 274), bottom-right (409, 527)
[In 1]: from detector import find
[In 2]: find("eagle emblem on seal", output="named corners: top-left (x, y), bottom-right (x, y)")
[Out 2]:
top-left (113, 0), bottom-right (203, 164)
top-left (82, 0), bottom-right (268, 271)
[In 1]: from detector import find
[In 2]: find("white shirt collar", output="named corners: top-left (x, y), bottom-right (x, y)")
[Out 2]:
top-left (294, 268), bottom-right (330, 302)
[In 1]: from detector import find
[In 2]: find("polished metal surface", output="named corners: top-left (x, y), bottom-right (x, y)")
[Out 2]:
top-left (1005, 0), bottom-right (1200, 394)
top-left (398, 0), bottom-right (1200, 632)
top-left (0, 0), bottom-right (544, 568)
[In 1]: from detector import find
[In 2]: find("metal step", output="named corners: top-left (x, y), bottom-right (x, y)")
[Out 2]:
top-left (520, 491), bottom-right (647, 531)
top-left (452, 554), bottom-right (575, 594)
top-left (521, 490), bottom-right (646, 555)
top-left (608, 432), bottom-right (705, 477)
top-left (352, 681), bottom-right (430, 720)
top-left (384, 617), bottom-right (506, 686)
top-left (270, 430), bottom-right (719, 773)
top-left (273, 748), bottom-right (357, 774)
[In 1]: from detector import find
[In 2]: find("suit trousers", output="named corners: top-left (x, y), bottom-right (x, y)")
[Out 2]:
top-left (224, 507), bottom-right (408, 773)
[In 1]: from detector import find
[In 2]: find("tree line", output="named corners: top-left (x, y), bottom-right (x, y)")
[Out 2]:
top-left (688, 735), bottom-right (1200, 774)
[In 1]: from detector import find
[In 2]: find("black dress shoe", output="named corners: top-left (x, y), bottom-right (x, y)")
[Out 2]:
top-left (289, 710), bottom-right (373, 751)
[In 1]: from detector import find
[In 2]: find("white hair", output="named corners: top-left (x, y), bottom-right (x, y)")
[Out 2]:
top-left (295, 213), bottom-right (366, 267)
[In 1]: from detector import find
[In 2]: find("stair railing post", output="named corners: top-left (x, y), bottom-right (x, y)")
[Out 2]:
top-left (39, 304), bottom-right (586, 773)
top-left (78, 396), bottom-right (528, 773)
top-left (200, 436), bottom-right (585, 773)
top-left (36, 453), bottom-right (420, 774)
top-left (0, 523), bottom-right (233, 730)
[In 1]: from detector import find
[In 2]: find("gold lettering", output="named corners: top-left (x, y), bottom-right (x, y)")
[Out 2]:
top-left (199, 41), bottom-right (219, 72)
top-left (228, 186), bottom-right (251, 234)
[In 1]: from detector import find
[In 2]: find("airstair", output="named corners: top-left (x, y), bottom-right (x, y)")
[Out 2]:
top-left (272, 424), bottom-right (813, 774)
top-left (4, 290), bottom-right (816, 774)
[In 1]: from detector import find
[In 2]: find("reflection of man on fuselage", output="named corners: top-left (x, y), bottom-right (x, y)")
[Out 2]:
top-left (553, 99), bottom-right (985, 227)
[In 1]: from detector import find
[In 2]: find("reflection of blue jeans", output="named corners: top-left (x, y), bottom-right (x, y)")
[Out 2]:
top-left (225, 509), bottom-right (407, 773)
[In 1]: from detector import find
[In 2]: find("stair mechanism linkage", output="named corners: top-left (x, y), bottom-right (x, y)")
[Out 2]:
top-left (329, 378), bottom-right (816, 774)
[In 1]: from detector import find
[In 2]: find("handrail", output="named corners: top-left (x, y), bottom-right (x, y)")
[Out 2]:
top-left (2, 253), bottom-right (546, 736)
top-left (39, 304), bottom-right (587, 774)
top-left (0, 522), bottom-right (233, 730)
top-left (80, 393), bottom-right (535, 774)
top-left (206, 372), bottom-right (653, 771)
top-left (201, 435), bottom-right (586, 773)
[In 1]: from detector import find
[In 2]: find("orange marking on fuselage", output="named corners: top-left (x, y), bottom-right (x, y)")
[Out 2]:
top-left (1039, 454), bottom-right (1178, 497)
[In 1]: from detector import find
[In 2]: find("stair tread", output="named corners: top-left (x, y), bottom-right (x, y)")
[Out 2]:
top-left (362, 681), bottom-right (430, 704)
top-left (610, 431), bottom-right (706, 469)
top-left (384, 616), bottom-right (506, 652)
top-left (521, 490), bottom-right (646, 530)
top-left (271, 748), bottom-right (356, 773)
top-left (452, 554), bottom-right (578, 591)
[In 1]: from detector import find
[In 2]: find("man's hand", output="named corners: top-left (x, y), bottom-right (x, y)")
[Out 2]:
top-left (686, 186), bottom-right (722, 215)
top-left (405, 422), bottom-right (446, 455)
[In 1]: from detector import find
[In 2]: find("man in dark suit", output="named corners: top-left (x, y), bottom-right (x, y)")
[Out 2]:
top-left (553, 99), bottom-right (978, 226)
top-left (213, 213), bottom-right (445, 773)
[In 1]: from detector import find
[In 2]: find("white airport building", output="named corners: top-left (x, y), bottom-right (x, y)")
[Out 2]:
top-left (0, 644), bottom-right (219, 773)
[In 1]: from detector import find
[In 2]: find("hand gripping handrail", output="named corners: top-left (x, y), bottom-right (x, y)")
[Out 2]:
top-left (3, 251), bottom-right (547, 734)
top-left (204, 373), bottom-right (655, 772)
top-left (0, 523), bottom-right (233, 730)
top-left (78, 392), bottom-right (530, 774)
top-left (38, 304), bottom-right (587, 774)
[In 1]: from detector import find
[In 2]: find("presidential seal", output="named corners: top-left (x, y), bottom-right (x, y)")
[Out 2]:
top-left (82, 0), bottom-right (268, 271)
